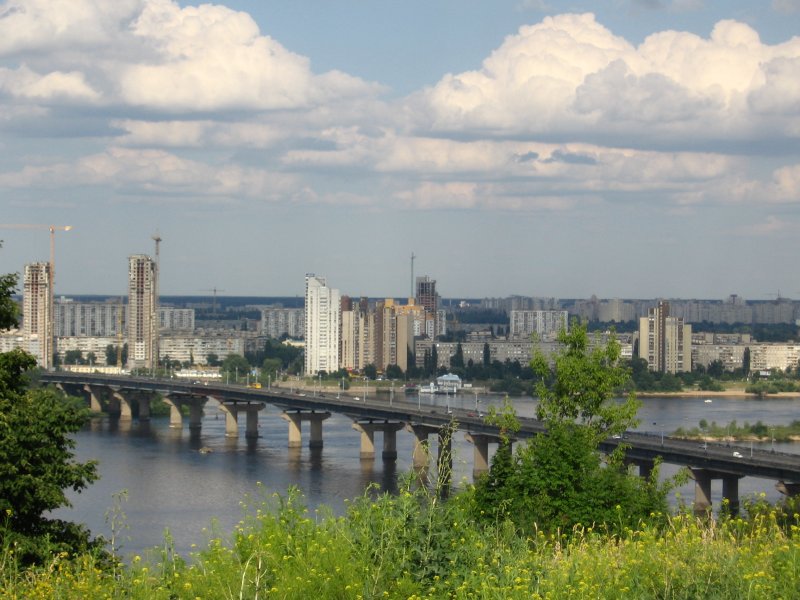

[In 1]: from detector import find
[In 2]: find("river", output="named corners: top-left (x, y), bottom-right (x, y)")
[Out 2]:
top-left (54, 393), bottom-right (799, 558)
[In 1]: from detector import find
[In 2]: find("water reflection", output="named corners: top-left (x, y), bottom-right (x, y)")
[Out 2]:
top-left (55, 393), bottom-right (799, 558)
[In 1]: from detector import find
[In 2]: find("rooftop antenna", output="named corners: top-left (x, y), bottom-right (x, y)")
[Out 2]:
top-left (152, 232), bottom-right (162, 369)
top-left (410, 252), bottom-right (416, 299)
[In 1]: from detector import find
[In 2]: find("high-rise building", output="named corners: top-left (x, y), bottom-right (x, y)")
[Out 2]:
top-left (128, 255), bottom-right (158, 370)
top-left (304, 274), bottom-right (340, 375)
top-left (638, 301), bottom-right (691, 373)
top-left (415, 276), bottom-right (437, 313)
top-left (415, 275), bottom-right (439, 339)
top-left (23, 262), bottom-right (52, 368)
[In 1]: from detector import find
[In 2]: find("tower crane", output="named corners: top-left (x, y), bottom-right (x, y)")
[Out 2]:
top-left (0, 224), bottom-right (73, 370)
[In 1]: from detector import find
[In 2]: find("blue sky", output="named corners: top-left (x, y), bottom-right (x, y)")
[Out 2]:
top-left (1, 0), bottom-right (799, 300)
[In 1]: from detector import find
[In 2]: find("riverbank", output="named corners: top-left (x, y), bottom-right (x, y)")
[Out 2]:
top-left (637, 390), bottom-right (800, 399)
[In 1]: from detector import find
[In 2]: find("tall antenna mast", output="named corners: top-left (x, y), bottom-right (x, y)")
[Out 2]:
top-left (410, 252), bottom-right (416, 299)
top-left (152, 232), bottom-right (162, 370)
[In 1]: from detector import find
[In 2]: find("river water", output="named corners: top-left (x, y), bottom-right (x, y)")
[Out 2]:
top-left (54, 393), bottom-right (799, 558)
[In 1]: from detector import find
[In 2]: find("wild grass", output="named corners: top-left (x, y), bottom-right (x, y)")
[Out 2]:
top-left (2, 486), bottom-right (800, 599)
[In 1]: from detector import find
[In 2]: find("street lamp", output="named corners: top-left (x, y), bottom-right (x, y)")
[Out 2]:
top-left (363, 377), bottom-right (368, 403)
top-left (390, 381), bottom-right (394, 406)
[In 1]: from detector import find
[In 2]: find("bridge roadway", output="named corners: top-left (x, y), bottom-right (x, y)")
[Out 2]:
top-left (41, 372), bottom-right (800, 512)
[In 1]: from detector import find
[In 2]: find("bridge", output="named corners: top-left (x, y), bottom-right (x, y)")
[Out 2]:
top-left (41, 372), bottom-right (800, 514)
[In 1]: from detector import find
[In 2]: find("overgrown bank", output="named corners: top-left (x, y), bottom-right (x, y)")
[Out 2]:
top-left (2, 486), bottom-right (800, 599)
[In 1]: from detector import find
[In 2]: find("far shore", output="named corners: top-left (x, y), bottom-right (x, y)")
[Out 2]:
top-left (635, 390), bottom-right (800, 399)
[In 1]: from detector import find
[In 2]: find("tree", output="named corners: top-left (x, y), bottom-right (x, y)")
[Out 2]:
top-left (221, 353), bottom-right (251, 382)
top-left (450, 343), bottom-right (464, 369)
top-left (64, 349), bottom-right (84, 365)
top-left (743, 347), bottom-right (751, 377)
top-left (385, 364), bottom-right (404, 379)
top-left (363, 364), bottom-right (378, 380)
top-left (474, 322), bottom-right (672, 535)
top-left (0, 270), bottom-right (99, 564)
top-left (206, 353), bottom-right (220, 367)
top-left (260, 358), bottom-right (282, 385)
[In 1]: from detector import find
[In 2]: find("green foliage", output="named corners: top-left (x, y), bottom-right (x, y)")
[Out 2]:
top-left (0, 354), bottom-right (99, 564)
top-left (746, 379), bottom-right (799, 396)
top-left (384, 364), bottom-right (403, 379)
top-left (220, 353), bottom-right (251, 382)
top-left (0, 271), bottom-right (18, 331)
top-left (4, 487), bottom-right (800, 598)
top-left (673, 418), bottom-right (800, 442)
top-left (532, 322), bottom-right (639, 439)
top-left (0, 272), bottom-right (99, 565)
top-left (474, 322), bottom-right (674, 535)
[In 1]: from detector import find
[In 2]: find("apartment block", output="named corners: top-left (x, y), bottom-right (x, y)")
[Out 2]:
top-left (128, 255), bottom-right (158, 370)
top-left (509, 310), bottom-right (569, 340)
top-left (304, 274), bottom-right (340, 375)
top-left (23, 262), bottom-right (52, 368)
top-left (638, 301), bottom-right (691, 373)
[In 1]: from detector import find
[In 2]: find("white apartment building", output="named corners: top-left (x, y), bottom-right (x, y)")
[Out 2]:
top-left (23, 262), bottom-right (52, 369)
top-left (128, 255), bottom-right (157, 370)
top-left (597, 299), bottom-right (636, 323)
top-left (304, 274), bottom-right (340, 375)
top-left (159, 332), bottom-right (246, 366)
top-left (509, 310), bottom-right (569, 340)
top-left (261, 307), bottom-right (304, 339)
top-left (692, 344), bottom-right (747, 372)
top-left (57, 336), bottom-right (117, 364)
top-left (56, 299), bottom-right (123, 337)
top-left (748, 344), bottom-right (800, 372)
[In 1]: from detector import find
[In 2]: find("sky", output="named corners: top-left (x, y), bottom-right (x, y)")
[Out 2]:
top-left (0, 0), bottom-right (799, 301)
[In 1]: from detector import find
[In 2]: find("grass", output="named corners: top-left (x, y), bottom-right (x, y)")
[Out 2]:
top-left (2, 484), bottom-right (800, 599)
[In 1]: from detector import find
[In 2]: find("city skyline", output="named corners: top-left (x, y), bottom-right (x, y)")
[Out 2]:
top-left (1, 1), bottom-right (799, 300)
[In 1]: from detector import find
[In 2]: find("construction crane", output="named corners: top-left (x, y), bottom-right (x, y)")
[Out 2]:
top-left (0, 224), bottom-right (73, 370)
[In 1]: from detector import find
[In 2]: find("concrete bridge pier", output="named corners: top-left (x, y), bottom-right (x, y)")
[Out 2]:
top-left (352, 422), bottom-right (376, 459)
top-left (137, 396), bottom-right (151, 421)
top-left (406, 424), bottom-right (439, 470)
top-left (189, 400), bottom-right (204, 431)
top-left (690, 469), bottom-right (743, 515)
top-left (281, 411), bottom-right (332, 448)
top-left (309, 414), bottom-right (325, 448)
top-left (722, 474), bottom-right (742, 515)
top-left (244, 405), bottom-right (263, 439)
top-left (283, 412), bottom-right (303, 448)
top-left (691, 469), bottom-right (713, 515)
top-left (626, 458), bottom-right (655, 480)
top-left (464, 433), bottom-right (496, 480)
top-left (221, 403), bottom-right (265, 439)
top-left (164, 396), bottom-right (184, 428)
top-left (352, 421), bottom-right (404, 460)
top-left (83, 384), bottom-right (103, 413)
top-left (776, 481), bottom-right (800, 497)
top-left (111, 390), bottom-right (133, 421)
